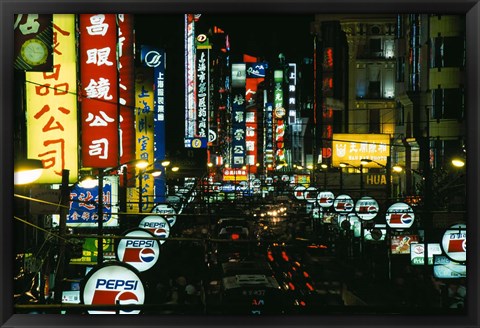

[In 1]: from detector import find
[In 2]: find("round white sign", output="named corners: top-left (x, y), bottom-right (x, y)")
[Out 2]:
top-left (139, 215), bottom-right (170, 245)
top-left (317, 191), bottom-right (335, 208)
top-left (116, 229), bottom-right (160, 272)
top-left (441, 223), bottom-right (466, 263)
top-left (333, 194), bottom-right (354, 213)
top-left (151, 204), bottom-right (177, 227)
top-left (293, 185), bottom-right (306, 200)
top-left (81, 262), bottom-right (145, 314)
top-left (355, 196), bottom-right (379, 221)
top-left (304, 186), bottom-right (318, 203)
top-left (385, 202), bottom-right (415, 229)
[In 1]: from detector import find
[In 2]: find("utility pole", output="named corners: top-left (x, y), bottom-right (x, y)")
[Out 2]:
top-left (54, 169), bottom-right (69, 306)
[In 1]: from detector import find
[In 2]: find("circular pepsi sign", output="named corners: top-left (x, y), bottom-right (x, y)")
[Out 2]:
top-left (385, 202), bottom-right (415, 229)
top-left (333, 194), bottom-right (354, 213)
top-left (317, 191), bottom-right (335, 208)
top-left (304, 186), bottom-right (318, 203)
top-left (81, 261), bottom-right (145, 314)
top-left (355, 196), bottom-right (379, 221)
top-left (293, 185), bottom-right (306, 200)
top-left (116, 229), bottom-right (160, 272)
top-left (151, 204), bottom-right (177, 227)
top-left (138, 215), bottom-right (171, 245)
top-left (441, 223), bottom-right (466, 263)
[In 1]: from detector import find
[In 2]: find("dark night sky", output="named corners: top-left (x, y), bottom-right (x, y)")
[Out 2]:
top-left (134, 14), bottom-right (314, 157)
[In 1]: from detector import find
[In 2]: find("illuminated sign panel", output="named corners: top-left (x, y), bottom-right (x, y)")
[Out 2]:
top-left (264, 103), bottom-right (274, 164)
top-left (332, 133), bottom-right (390, 167)
top-left (245, 109), bottom-right (258, 170)
top-left (184, 14), bottom-right (196, 140)
top-left (140, 45), bottom-right (167, 203)
top-left (410, 243), bottom-right (442, 265)
top-left (81, 262), bottom-right (145, 314)
top-left (66, 176), bottom-right (119, 227)
top-left (231, 88), bottom-right (246, 167)
top-left (222, 168), bottom-right (248, 181)
top-left (129, 67), bottom-right (155, 213)
top-left (441, 223), bottom-right (466, 263)
top-left (79, 14), bottom-right (119, 168)
top-left (117, 14), bottom-right (135, 175)
top-left (26, 14), bottom-right (78, 183)
top-left (116, 229), bottom-right (160, 272)
top-left (196, 48), bottom-right (209, 141)
top-left (274, 70), bottom-right (285, 164)
top-left (390, 235), bottom-right (420, 255)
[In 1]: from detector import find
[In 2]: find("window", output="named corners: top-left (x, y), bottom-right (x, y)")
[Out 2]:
top-left (368, 81), bottom-right (380, 98)
top-left (432, 88), bottom-right (464, 120)
top-left (430, 36), bottom-right (465, 68)
top-left (370, 38), bottom-right (382, 57)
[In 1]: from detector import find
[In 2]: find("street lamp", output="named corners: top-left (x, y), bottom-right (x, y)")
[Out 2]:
top-left (14, 158), bottom-right (44, 185)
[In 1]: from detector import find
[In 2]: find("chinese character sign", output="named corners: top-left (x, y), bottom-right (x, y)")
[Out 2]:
top-left (231, 89), bottom-right (246, 168)
top-left (26, 14), bottom-right (78, 183)
top-left (264, 103), bottom-right (274, 165)
top-left (117, 14), bottom-right (135, 172)
top-left (79, 14), bottom-right (119, 168)
top-left (67, 176), bottom-right (119, 228)
top-left (332, 133), bottom-right (390, 167)
top-left (196, 48), bottom-right (209, 140)
top-left (129, 67), bottom-right (155, 213)
top-left (184, 14), bottom-right (196, 139)
top-left (140, 45), bottom-right (167, 203)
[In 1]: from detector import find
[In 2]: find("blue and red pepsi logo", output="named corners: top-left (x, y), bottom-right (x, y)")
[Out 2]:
top-left (389, 213), bottom-right (413, 225)
top-left (358, 205), bottom-right (377, 213)
top-left (122, 240), bottom-right (156, 263)
top-left (91, 279), bottom-right (140, 313)
top-left (140, 222), bottom-right (168, 238)
top-left (336, 202), bottom-right (353, 211)
top-left (319, 197), bottom-right (333, 205)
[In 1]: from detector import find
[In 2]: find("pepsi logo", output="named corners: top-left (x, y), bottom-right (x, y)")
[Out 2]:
top-left (139, 248), bottom-right (156, 263)
top-left (154, 228), bottom-right (167, 237)
top-left (115, 292), bottom-right (139, 313)
top-left (83, 265), bottom-right (145, 315)
top-left (117, 229), bottom-right (160, 272)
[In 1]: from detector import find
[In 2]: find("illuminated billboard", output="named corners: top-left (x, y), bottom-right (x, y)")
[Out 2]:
top-left (184, 14), bottom-right (196, 141)
top-left (79, 14), bottom-right (119, 168)
top-left (117, 14), bottom-right (136, 177)
top-left (26, 14), bottom-right (78, 184)
top-left (332, 133), bottom-right (390, 167)
top-left (130, 67), bottom-right (155, 213)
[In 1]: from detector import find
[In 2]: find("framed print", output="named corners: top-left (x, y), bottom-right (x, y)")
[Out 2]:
top-left (2, 0), bottom-right (479, 328)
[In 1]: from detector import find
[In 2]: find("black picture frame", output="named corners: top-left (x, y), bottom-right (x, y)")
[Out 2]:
top-left (2, 0), bottom-right (478, 327)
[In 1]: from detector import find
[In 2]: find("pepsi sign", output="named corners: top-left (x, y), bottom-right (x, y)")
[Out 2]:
top-left (81, 262), bottom-right (145, 314)
top-left (151, 204), bottom-right (177, 227)
top-left (355, 196), bottom-right (379, 221)
top-left (116, 229), bottom-right (160, 272)
top-left (317, 191), bottom-right (334, 208)
top-left (333, 194), bottom-right (354, 213)
top-left (293, 185), bottom-right (306, 200)
top-left (304, 186), bottom-right (318, 203)
top-left (385, 202), bottom-right (415, 229)
top-left (139, 215), bottom-right (170, 245)
top-left (441, 223), bottom-right (466, 263)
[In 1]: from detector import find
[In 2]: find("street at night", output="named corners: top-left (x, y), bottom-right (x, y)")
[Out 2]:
top-left (5, 9), bottom-right (476, 325)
